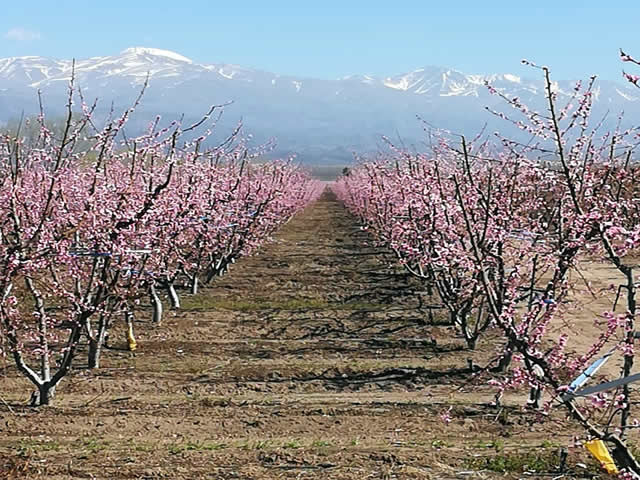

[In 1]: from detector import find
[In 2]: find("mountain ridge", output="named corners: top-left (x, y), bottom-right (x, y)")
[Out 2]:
top-left (1, 47), bottom-right (638, 164)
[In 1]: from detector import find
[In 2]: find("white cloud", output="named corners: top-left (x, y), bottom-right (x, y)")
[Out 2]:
top-left (4, 27), bottom-right (42, 42)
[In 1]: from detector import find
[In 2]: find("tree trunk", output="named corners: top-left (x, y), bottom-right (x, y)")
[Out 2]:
top-left (88, 338), bottom-right (101, 369)
top-left (527, 387), bottom-right (542, 409)
top-left (167, 282), bottom-right (180, 309)
top-left (620, 267), bottom-right (636, 437)
top-left (87, 315), bottom-right (108, 369)
top-left (465, 335), bottom-right (477, 350)
top-left (610, 438), bottom-right (640, 475)
top-left (190, 276), bottom-right (199, 295)
top-left (31, 382), bottom-right (54, 407)
top-left (206, 257), bottom-right (229, 283)
top-left (495, 345), bottom-right (513, 373)
top-left (150, 283), bottom-right (163, 325)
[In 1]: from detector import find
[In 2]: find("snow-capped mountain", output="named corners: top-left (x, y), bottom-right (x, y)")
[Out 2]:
top-left (1, 47), bottom-right (638, 164)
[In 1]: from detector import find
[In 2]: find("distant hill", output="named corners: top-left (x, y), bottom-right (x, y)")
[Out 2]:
top-left (2, 47), bottom-right (638, 165)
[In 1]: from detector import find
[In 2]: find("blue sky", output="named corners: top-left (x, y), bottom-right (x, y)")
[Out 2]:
top-left (1, 1), bottom-right (638, 81)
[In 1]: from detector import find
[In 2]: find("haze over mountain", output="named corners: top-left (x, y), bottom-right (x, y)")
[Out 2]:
top-left (1, 47), bottom-right (638, 165)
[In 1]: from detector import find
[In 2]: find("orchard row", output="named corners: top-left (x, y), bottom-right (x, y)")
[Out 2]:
top-left (0, 85), bottom-right (321, 406)
top-left (335, 55), bottom-right (640, 475)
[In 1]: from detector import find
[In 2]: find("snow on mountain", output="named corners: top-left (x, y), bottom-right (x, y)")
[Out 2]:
top-left (0, 56), bottom-right (69, 85)
top-left (341, 74), bottom-right (376, 85)
top-left (383, 67), bottom-right (478, 96)
top-left (38, 48), bottom-right (207, 87)
top-left (121, 47), bottom-right (193, 63)
top-left (0, 48), bottom-right (639, 165)
top-left (616, 87), bottom-right (640, 102)
top-left (0, 47), bottom-right (636, 101)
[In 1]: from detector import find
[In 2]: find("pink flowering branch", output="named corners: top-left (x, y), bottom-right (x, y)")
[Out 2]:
top-left (621, 49), bottom-right (640, 88)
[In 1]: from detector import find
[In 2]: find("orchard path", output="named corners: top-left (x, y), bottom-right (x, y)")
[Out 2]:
top-left (0, 188), bottom-right (593, 479)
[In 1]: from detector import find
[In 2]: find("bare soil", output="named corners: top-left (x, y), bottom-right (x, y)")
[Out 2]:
top-left (0, 189), bottom-right (626, 479)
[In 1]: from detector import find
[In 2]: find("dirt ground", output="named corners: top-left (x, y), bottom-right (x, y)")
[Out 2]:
top-left (0, 189), bottom-right (629, 479)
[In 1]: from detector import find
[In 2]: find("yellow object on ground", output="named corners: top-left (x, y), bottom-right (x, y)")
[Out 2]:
top-left (127, 322), bottom-right (137, 351)
top-left (585, 439), bottom-right (618, 475)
